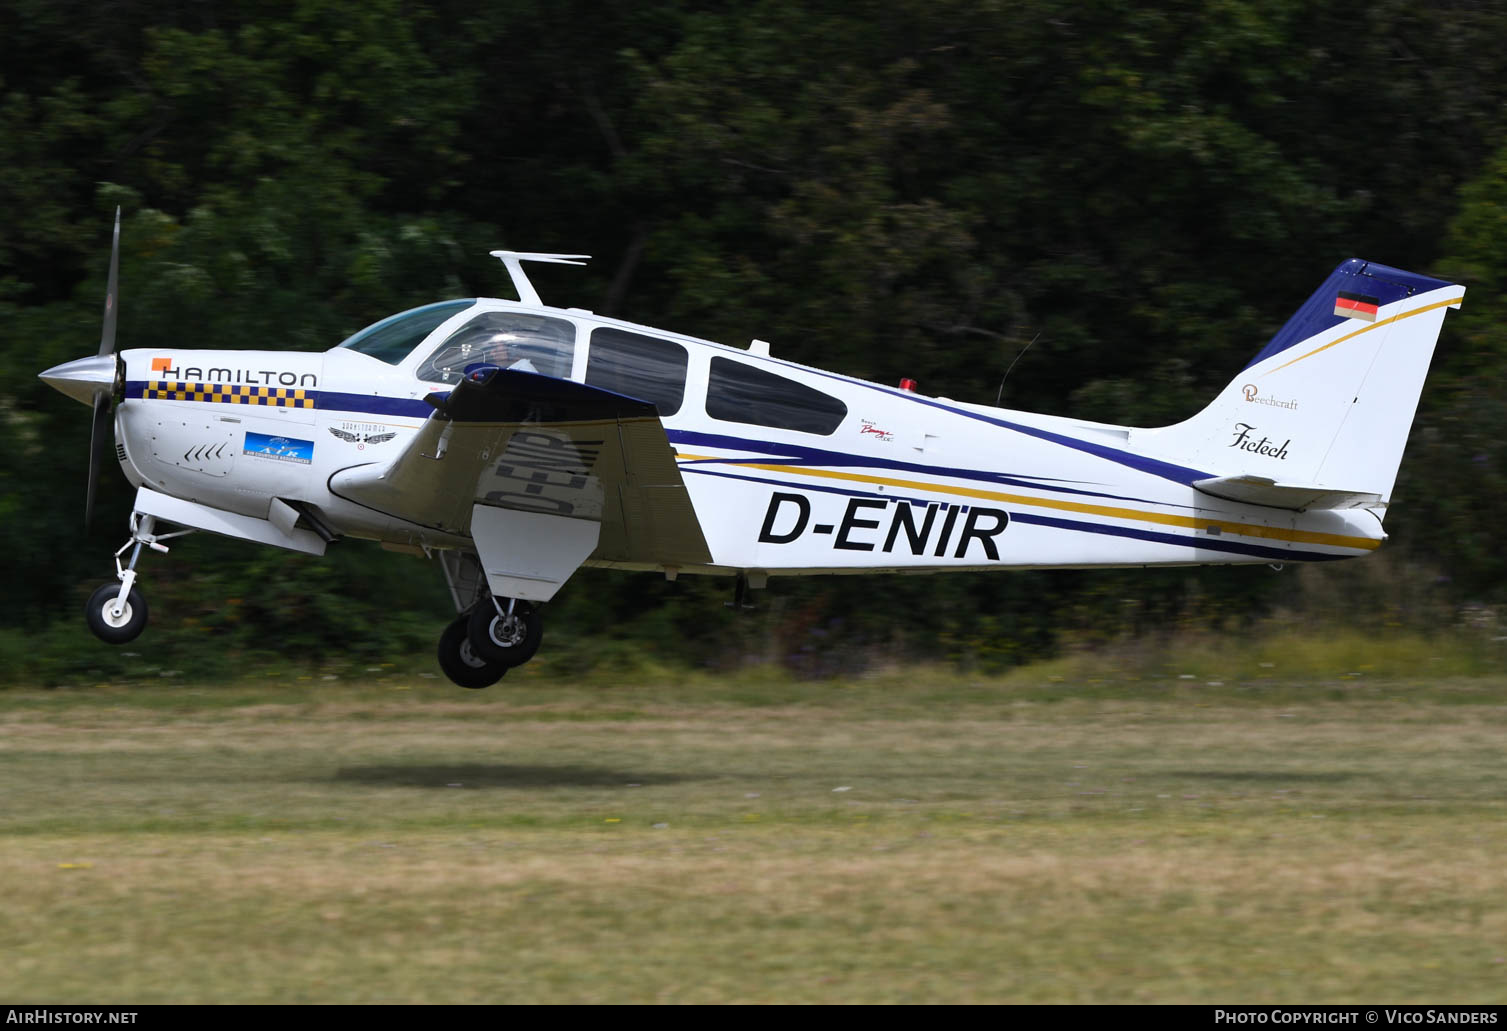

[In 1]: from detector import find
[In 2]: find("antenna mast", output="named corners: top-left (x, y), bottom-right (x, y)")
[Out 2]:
top-left (488, 251), bottom-right (590, 306)
top-left (995, 333), bottom-right (1041, 407)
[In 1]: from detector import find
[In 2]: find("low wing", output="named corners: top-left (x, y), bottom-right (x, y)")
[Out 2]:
top-left (1193, 474), bottom-right (1383, 511)
top-left (328, 369), bottom-right (712, 598)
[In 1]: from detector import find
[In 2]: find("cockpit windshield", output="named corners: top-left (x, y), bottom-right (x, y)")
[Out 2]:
top-left (336, 300), bottom-right (476, 365)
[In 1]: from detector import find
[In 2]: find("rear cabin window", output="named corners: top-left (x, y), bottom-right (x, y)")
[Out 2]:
top-left (706, 357), bottom-right (847, 435)
top-left (416, 312), bottom-right (576, 384)
top-left (584, 328), bottom-right (689, 416)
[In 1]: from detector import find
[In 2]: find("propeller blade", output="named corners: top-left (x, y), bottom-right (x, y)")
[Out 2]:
top-left (98, 206), bottom-right (120, 357)
top-left (85, 393), bottom-right (112, 529)
top-left (86, 208), bottom-right (123, 528)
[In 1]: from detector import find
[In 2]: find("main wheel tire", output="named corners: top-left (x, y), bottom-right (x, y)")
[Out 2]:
top-left (467, 599), bottom-right (543, 668)
top-left (85, 582), bottom-right (148, 644)
top-left (437, 616), bottom-right (506, 689)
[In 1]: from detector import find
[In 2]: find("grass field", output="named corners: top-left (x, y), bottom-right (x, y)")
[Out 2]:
top-left (2, 666), bottom-right (1506, 1003)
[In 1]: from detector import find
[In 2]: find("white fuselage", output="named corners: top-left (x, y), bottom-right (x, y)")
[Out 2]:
top-left (111, 297), bottom-right (1386, 579)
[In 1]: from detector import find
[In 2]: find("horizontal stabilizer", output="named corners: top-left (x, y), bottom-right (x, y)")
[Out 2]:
top-left (1192, 475), bottom-right (1382, 512)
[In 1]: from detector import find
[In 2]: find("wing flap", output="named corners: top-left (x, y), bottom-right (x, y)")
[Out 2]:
top-left (470, 504), bottom-right (600, 601)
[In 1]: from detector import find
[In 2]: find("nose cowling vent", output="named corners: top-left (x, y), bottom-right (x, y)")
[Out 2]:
top-left (184, 443), bottom-right (229, 464)
top-left (149, 420), bottom-right (238, 478)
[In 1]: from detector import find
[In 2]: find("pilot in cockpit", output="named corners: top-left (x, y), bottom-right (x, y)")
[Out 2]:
top-left (489, 332), bottom-right (538, 374)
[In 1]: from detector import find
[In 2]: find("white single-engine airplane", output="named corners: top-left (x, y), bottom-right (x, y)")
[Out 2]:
top-left (40, 212), bottom-right (1464, 686)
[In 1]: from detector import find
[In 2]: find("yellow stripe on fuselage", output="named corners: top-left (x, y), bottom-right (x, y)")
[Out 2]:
top-left (677, 454), bottom-right (1380, 552)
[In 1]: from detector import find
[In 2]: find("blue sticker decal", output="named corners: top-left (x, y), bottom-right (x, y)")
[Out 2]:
top-left (243, 431), bottom-right (314, 464)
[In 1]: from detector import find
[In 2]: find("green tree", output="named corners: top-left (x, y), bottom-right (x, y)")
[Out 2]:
top-left (6, 0), bottom-right (1507, 677)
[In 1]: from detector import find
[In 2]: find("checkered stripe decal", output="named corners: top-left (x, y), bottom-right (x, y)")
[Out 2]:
top-left (144, 381), bottom-right (316, 409)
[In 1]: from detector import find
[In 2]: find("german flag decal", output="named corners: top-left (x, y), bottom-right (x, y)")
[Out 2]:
top-left (1334, 291), bottom-right (1380, 322)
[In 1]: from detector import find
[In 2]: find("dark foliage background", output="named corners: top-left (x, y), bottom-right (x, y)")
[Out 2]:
top-left (5, 0), bottom-right (1507, 681)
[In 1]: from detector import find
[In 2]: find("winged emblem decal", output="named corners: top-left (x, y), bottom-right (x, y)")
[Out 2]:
top-left (329, 425), bottom-right (398, 448)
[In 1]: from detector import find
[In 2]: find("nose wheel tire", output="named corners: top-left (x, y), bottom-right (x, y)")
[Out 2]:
top-left (437, 616), bottom-right (506, 689)
top-left (467, 599), bottom-right (543, 668)
top-left (85, 583), bottom-right (148, 644)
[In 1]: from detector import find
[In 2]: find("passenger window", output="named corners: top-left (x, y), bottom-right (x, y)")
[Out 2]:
top-left (585, 328), bottom-right (689, 417)
top-left (416, 312), bottom-right (576, 384)
top-left (706, 357), bottom-right (847, 435)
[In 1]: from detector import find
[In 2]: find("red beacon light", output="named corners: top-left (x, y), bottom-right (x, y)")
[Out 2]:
top-left (898, 378), bottom-right (918, 392)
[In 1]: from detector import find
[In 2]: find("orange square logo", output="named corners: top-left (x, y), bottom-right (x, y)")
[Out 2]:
top-left (151, 357), bottom-right (172, 372)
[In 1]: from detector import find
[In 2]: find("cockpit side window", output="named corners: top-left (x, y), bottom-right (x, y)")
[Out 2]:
top-left (416, 312), bottom-right (576, 384)
top-left (584, 328), bottom-right (689, 416)
top-left (706, 357), bottom-right (848, 435)
top-left (337, 300), bottom-right (476, 365)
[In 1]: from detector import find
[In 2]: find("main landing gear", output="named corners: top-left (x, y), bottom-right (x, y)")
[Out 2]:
top-left (433, 551), bottom-right (545, 688)
top-left (468, 597), bottom-right (543, 668)
top-left (436, 616), bottom-right (504, 689)
top-left (85, 513), bottom-right (192, 645)
top-left (434, 596), bottom-right (545, 689)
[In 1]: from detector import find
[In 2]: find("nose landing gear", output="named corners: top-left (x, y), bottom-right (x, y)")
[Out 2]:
top-left (85, 513), bottom-right (193, 645)
top-left (85, 582), bottom-right (147, 644)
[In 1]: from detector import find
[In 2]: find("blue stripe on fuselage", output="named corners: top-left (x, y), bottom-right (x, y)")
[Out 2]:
top-left (316, 391), bottom-right (437, 418)
top-left (1005, 511), bottom-right (1347, 564)
top-left (668, 429), bottom-right (1187, 509)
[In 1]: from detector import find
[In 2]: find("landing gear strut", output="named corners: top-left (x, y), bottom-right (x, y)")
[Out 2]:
top-left (85, 513), bottom-right (192, 645)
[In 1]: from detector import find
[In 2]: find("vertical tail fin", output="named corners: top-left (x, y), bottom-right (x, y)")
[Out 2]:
top-left (1136, 259), bottom-right (1463, 509)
